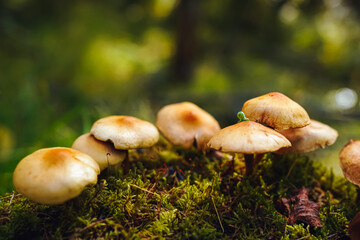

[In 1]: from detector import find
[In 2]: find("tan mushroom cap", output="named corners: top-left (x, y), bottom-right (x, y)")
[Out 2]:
top-left (13, 147), bottom-right (100, 205)
top-left (339, 140), bottom-right (360, 187)
top-left (242, 92), bottom-right (311, 130)
top-left (276, 120), bottom-right (338, 154)
top-left (156, 102), bottom-right (221, 150)
top-left (90, 116), bottom-right (159, 150)
top-left (72, 133), bottom-right (127, 171)
top-left (207, 121), bottom-right (291, 154)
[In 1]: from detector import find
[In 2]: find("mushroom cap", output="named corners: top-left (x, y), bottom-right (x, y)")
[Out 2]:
top-left (156, 102), bottom-right (221, 150)
top-left (207, 121), bottom-right (291, 154)
top-left (339, 140), bottom-right (360, 187)
top-left (72, 133), bottom-right (127, 171)
top-left (242, 92), bottom-right (311, 130)
top-left (90, 116), bottom-right (159, 150)
top-left (276, 120), bottom-right (338, 154)
top-left (13, 147), bottom-right (100, 205)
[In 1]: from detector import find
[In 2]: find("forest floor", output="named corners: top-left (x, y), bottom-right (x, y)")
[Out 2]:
top-left (0, 138), bottom-right (357, 239)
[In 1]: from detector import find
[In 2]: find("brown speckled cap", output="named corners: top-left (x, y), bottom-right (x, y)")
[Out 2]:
top-left (90, 116), bottom-right (159, 150)
top-left (156, 102), bottom-right (221, 150)
top-left (72, 133), bottom-right (127, 171)
top-left (340, 140), bottom-right (360, 187)
top-left (13, 147), bottom-right (100, 205)
top-left (276, 120), bottom-right (338, 154)
top-left (242, 92), bottom-right (311, 130)
top-left (207, 121), bottom-right (291, 154)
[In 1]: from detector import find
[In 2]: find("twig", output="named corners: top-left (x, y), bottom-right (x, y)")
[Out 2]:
top-left (79, 217), bottom-right (113, 232)
top-left (211, 196), bottom-right (224, 233)
top-left (285, 157), bottom-right (298, 180)
top-left (129, 183), bottom-right (160, 197)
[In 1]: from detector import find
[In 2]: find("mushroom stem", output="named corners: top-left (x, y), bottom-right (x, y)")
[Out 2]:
top-left (244, 154), bottom-right (254, 175)
top-left (122, 151), bottom-right (130, 175)
top-left (254, 153), bottom-right (264, 167)
top-left (356, 187), bottom-right (360, 204)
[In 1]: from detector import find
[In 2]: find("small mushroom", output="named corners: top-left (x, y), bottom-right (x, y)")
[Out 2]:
top-left (207, 121), bottom-right (291, 174)
top-left (339, 140), bottom-right (360, 187)
top-left (90, 115), bottom-right (159, 150)
top-left (276, 120), bottom-right (338, 154)
top-left (13, 147), bottom-right (100, 205)
top-left (91, 115), bottom-right (159, 172)
top-left (242, 92), bottom-right (311, 130)
top-left (156, 102), bottom-right (220, 151)
top-left (72, 133), bottom-right (127, 171)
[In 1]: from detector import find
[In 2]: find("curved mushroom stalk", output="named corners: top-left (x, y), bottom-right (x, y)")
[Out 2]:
top-left (72, 133), bottom-right (127, 172)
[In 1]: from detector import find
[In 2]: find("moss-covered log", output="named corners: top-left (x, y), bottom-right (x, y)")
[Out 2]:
top-left (0, 140), bottom-right (357, 239)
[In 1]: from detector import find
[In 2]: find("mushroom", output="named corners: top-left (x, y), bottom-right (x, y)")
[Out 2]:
top-left (242, 92), bottom-right (311, 130)
top-left (339, 140), bottom-right (360, 187)
top-left (276, 120), bottom-right (338, 154)
top-left (72, 133), bottom-right (127, 171)
top-left (91, 115), bottom-right (159, 150)
top-left (156, 102), bottom-right (220, 151)
top-left (207, 121), bottom-right (291, 174)
top-left (13, 147), bottom-right (100, 205)
top-left (90, 115), bottom-right (159, 171)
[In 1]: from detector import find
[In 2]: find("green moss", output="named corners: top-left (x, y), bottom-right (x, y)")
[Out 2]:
top-left (0, 143), bottom-right (358, 239)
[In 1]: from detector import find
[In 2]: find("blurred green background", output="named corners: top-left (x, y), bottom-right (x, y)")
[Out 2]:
top-left (1, 0), bottom-right (360, 194)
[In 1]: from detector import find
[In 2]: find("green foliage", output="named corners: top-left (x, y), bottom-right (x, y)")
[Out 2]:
top-left (0, 144), bottom-right (358, 239)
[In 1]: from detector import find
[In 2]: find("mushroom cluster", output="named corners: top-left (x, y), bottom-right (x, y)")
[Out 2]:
top-left (13, 94), bottom-right (339, 205)
top-left (208, 92), bottom-right (338, 174)
top-left (13, 115), bottom-right (159, 205)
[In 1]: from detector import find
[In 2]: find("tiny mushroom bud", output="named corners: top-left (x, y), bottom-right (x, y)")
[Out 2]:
top-left (72, 133), bottom-right (127, 171)
top-left (207, 121), bottom-right (291, 174)
top-left (242, 92), bottom-right (311, 130)
top-left (339, 140), bottom-right (360, 187)
top-left (13, 147), bottom-right (100, 205)
top-left (276, 120), bottom-right (338, 154)
top-left (90, 115), bottom-right (159, 150)
top-left (156, 102), bottom-right (221, 151)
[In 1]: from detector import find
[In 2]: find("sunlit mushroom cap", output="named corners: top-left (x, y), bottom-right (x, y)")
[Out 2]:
top-left (156, 102), bottom-right (221, 150)
top-left (339, 140), bottom-right (360, 187)
top-left (72, 133), bottom-right (127, 171)
top-left (90, 116), bottom-right (159, 150)
top-left (207, 121), bottom-right (291, 154)
top-left (13, 147), bottom-right (100, 205)
top-left (276, 120), bottom-right (338, 154)
top-left (242, 92), bottom-right (311, 130)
